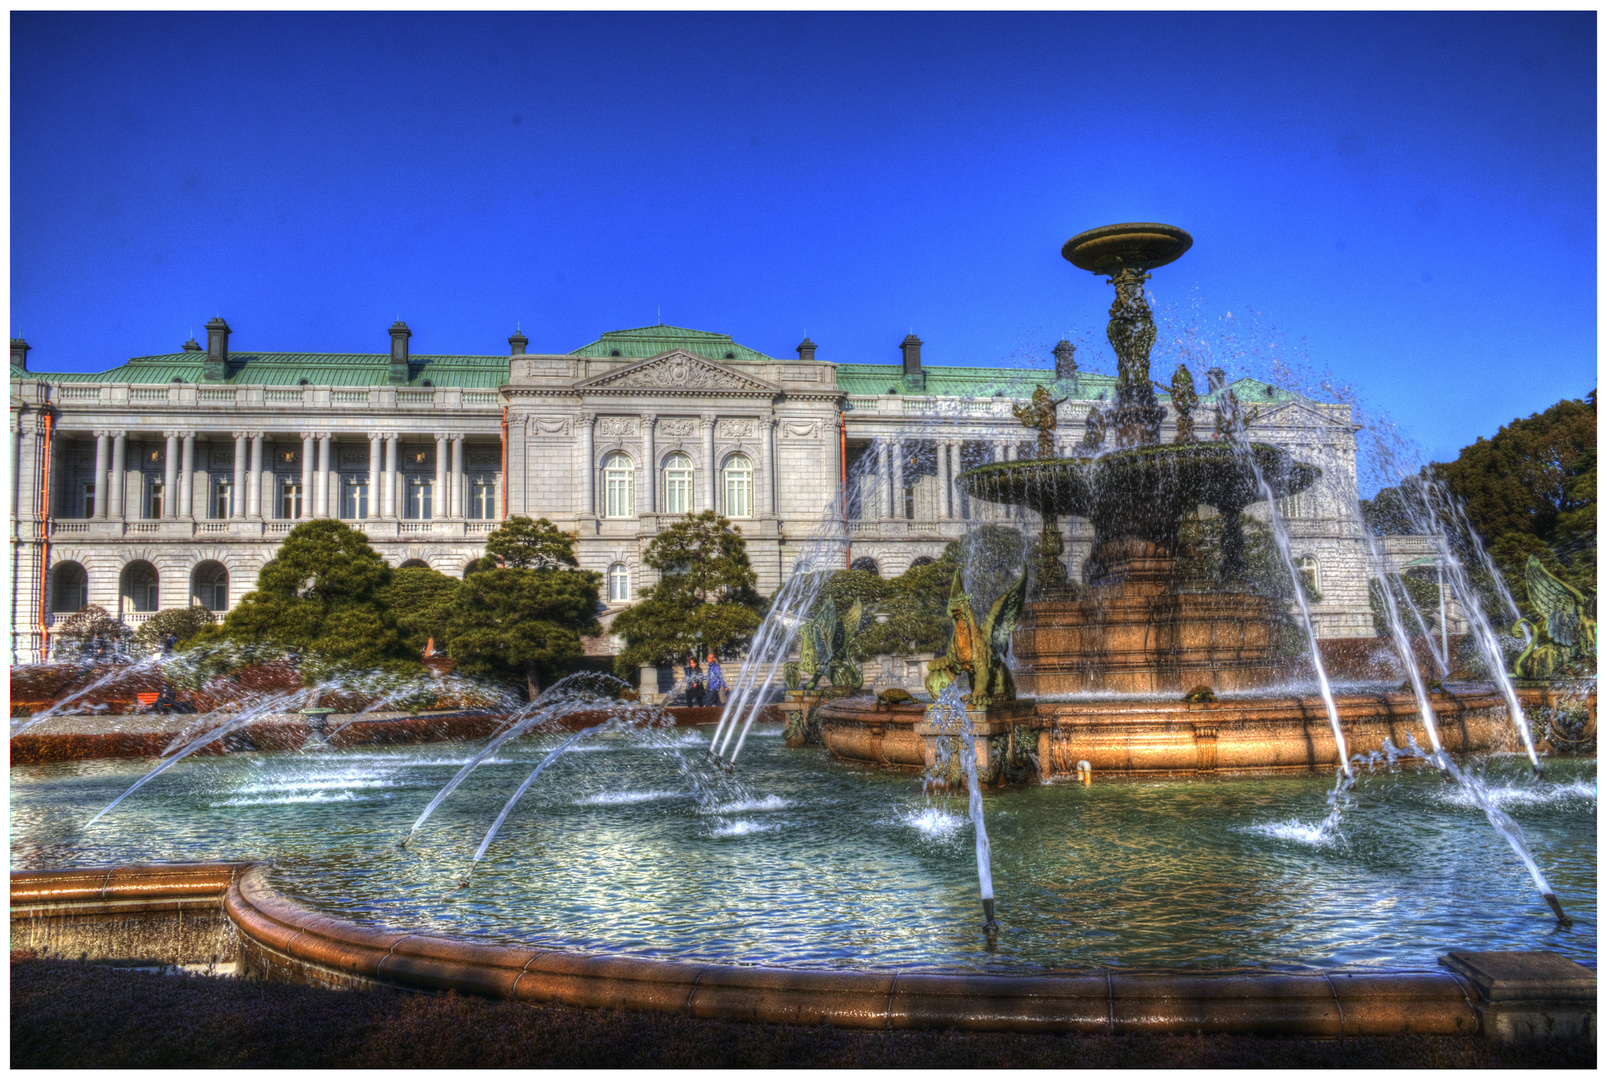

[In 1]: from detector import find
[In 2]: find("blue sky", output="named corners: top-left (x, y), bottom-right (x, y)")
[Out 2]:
top-left (11, 11), bottom-right (1595, 466)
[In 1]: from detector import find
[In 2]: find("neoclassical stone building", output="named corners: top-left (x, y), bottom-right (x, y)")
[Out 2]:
top-left (10, 321), bottom-right (1440, 663)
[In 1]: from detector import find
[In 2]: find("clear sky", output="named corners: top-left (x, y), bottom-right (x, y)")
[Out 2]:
top-left (11, 11), bottom-right (1596, 466)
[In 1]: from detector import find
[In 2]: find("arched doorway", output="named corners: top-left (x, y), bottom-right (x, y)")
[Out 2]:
top-left (51, 561), bottom-right (87, 613)
top-left (120, 561), bottom-right (159, 618)
top-left (191, 561), bottom-right (229, 611)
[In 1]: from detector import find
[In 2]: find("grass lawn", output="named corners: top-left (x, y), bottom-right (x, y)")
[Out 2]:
top-left (10, 960), bottom-right (1595, 1069)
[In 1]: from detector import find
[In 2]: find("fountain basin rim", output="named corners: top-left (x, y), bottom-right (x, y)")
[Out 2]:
top-left (13, 861), bottom-right (1537, 1037)
top-left (1061, 223), bottom-right (1194, 273)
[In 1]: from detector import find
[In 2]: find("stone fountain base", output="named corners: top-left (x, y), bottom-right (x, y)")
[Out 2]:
top-left (814, 684), bottom-right (1518, 784)
top-left (1015, 538), bottom-right (1293, 696)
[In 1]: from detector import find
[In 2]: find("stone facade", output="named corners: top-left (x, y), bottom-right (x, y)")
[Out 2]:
top-left (9, 323), bottom-right (1450, 663)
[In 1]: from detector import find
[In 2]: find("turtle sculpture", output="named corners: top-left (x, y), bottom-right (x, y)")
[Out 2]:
top-left (923, 563), bottom-right (1030, 708)
top-left (1511, 556), bottom-right (1596, 681)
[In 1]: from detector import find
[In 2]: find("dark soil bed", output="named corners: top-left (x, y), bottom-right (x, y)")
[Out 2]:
top-left (10, 960), bottom-right (1595, 1069)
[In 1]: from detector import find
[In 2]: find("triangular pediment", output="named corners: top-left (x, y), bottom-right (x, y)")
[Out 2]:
top-left (1244, 399), bottom-right (1355, 431)
top-left (575, 350), bottom-right (780, 395)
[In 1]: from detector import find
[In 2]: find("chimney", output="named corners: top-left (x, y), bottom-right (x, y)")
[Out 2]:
top-left (796, 337), bottom-right (817, 363)
top-left (1053, 340), bottom-right (1077, 379)
top-left (11, 338), bottom-right (29, 372)
top-left (509, 328), bottom-right (528, 356)
top-left (182, 337), bottom-right (203, 352)
top-left (1206, 367), bottom-right (1226, 392)
top-left (388, 321), bottom-right (412, 385)
top-left (203, 318), bottom-right (231, 383)
top-left (900, 333), bottom-right (924, 391)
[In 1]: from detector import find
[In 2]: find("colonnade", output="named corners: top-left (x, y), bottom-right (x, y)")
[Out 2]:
top-left (863, 436), bottom-right (1050, 522)
top-left (71, 429), bottom-right (490, 522)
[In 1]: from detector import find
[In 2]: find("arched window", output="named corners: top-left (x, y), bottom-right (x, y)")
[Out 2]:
top-left (909, 555), bottom-right (935, 568)
top-left (603, 452), bottom-right (635, 518)
top-left (608, 563), bottom-right (630, 603)
top-left (662, 453), bottom-right (693, 515)
top-left (51, 561), bottom-right (87, 613)
top-left (850, 556), bottom-right (880, 576)
top-left (722, 454), bottom-right (753, 518)
top-left (191, 561), bottom-right (229, 612)
top-left (121, 561), bottom-right (159, 615)
top-left (399, 558), bottom-right (431, 569)
top-left (1296, 555), bottom-right (1319, 597)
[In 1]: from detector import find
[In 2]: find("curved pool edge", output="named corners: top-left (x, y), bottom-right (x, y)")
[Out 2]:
top-left (11, 862), bottom-right (1595, 1041)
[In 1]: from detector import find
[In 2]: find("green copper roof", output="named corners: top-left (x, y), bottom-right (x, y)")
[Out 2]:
top-left (836, 364), bottom-right (1120, 400)
top-left (570, 324), bottom-right (774, 362)
top-left (29, 352), bottom-right (510, 388)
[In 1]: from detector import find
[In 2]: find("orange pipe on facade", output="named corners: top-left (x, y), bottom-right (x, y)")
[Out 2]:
top-left (36, 411), bottom-right (53, 659)
top-left (500, 405), bottom-right (509, 521)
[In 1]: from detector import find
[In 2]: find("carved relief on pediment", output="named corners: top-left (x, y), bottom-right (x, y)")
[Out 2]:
top-left (579, 350), bottom-right (779, 394)
top-left (658, 418), bottom-right (697, 438)
top-left (717, 419), bottom-right (755, 439)
top-left (598, 417), bottom-right (638, 437)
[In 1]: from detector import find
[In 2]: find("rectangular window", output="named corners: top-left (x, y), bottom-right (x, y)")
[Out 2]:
top-left (212, 478), bottom-right (234, 520)
top-left (469, 478), bottom-right (494, 520)
top-left (81, 483), bottom-right (95, 518)
top-left (664, 472), bottom-right (691, 514)
top-left (342, 479), bottom-right (369, 520)
top-left (406, 478), bottom-right (433, 520)
top-left (147, 481), bottom-right (164, 519)
top-left (280, 480), bottom-right (303, 520)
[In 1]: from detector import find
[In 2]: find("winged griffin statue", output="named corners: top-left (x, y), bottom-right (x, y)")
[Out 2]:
top-left (924, 563), bottom-right (1029, 707)
top-left (1511, 556), bottom-right (1596, 681)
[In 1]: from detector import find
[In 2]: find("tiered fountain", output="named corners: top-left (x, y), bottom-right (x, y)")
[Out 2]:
top-left (817, 224), bottom-right (1516, 781)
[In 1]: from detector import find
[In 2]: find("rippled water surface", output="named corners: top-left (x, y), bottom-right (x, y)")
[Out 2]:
top-left (11, 723), bottom-right (1596, 972)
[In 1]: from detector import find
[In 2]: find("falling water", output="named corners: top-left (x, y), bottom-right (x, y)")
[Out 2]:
top-left (11, 654), bottom-right (167, 736)
top-left (1233, 437), bottom-right (1354, 783)
top-left (926, 682), bottom-right (997, 932)
top-left (86, 684), bottom-right (322, 826)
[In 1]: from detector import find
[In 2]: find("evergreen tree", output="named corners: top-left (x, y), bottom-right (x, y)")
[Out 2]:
top-left (131, 606), bottom-right (217, 653)
top-left (612, 511), bottom-right (765, 675)
top-left (484, 516), bottom-right (581, 570)
top-left (443, 566), bottom-right (602, 698)
top-left (378, 566), bottom-right (461, 656)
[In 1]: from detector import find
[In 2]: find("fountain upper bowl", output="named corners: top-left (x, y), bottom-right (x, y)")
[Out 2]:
top-left (1062, 223), bottom-right (1193, 274)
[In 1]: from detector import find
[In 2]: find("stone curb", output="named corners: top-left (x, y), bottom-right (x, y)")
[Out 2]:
top-left (12, 862), bottom-right (1593, 1041)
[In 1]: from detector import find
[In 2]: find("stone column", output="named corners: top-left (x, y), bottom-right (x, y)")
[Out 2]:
top-left (299, 433), bottom-right (315, 519)
top-left (247, 432), bottom-right (264, 519)
top-left (450, 436), bottom-right (465, 519)
top-left (233, 432), bottom-right (248, 519)
top-left (179, 433), bottom-right (195, 519)
top-left (940, 440), bottom-right (953, 520)
top-left (434, 434), bottom-right (448, 520)
top-left (701, 413), bottom-right (717, 513)
top-left (641, 414), bottom-right (656, 514)
top-left (581, 412), bottom-right (597, 517)
top-left (9, 423), bottom-right (18, 522)
top-left (317, 434), bottom-right (333, 518)
top-left (764, 413), bottom-right (778, 516)
top-left (891, 438), bottom-right (905, 520)
top-left (1003, 442), bottom-right (1016, 519)
top-left (383, 435), bottom-right (399, 518)
top-left (367, 433), bottom-right (382, 520)
top-left (163, 432), bottom-right (179, 518)
top-left (108, 431), bottom-right (127, 519)
top-left (90, 431), bottom-right (109, 518)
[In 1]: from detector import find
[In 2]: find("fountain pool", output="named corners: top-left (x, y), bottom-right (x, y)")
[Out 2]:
top-left (10, 722), bottom-right (1596, 972)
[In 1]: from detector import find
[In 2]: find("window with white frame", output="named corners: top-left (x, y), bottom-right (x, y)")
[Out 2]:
top-left (405, 477), bottom-right (433, 520)
top-left (81, 483), bottom-right (95, 518)
top-left (146, 480), bottom-right (164, 519)
top-left (280, 479), bottom-right (303, 520)
top-left (341, 478), bottom-right (369, 520)
top-left (722, 454), bottom-right (753, 518)
top-left (469, 477), bottom-right (495, 520)
top-left (212, 478), bottom-right (234, 520)
top-left (607, 563), bottom-right (629, 603)
top-left (603, 452), bottom-right (634, 518)
top-left (662, 453), bottom-right (693, 515)
top-left (1297, 554), bottom-right (1319, 598)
